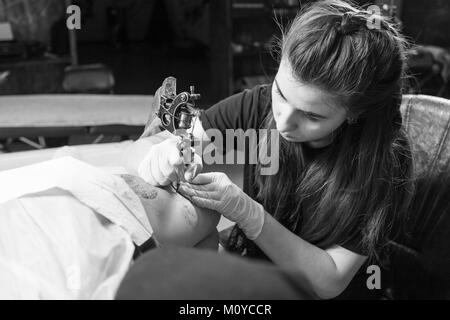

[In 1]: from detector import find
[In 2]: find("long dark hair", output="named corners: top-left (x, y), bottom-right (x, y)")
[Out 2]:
top-left (228, 0), bottom-right (415, 263)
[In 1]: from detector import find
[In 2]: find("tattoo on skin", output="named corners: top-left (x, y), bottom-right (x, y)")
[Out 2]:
top-left (119, 174), bottom-right (198, 226)
top-left (144, 189), bottom-right (158, 200)
top-left (119, 174), bottom-right (158, 199)
top-left (183, 203), bottom-right (198, 228)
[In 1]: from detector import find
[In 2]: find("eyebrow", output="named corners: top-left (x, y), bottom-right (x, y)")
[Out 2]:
top-left (274, 79), bottom-right (328, 119)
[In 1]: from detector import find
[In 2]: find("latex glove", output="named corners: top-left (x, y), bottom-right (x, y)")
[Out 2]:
top-left (178, 172), bottom-right (265, 240)
top-left (138, 135), bottom-right (202, 186)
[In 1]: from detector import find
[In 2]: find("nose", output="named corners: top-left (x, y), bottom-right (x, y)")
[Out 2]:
top-left (277, 108), bottom-right (298, 133)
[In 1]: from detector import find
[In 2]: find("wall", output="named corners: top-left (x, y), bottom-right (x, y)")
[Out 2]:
top-left (401, 0), bottom-right (450, 47)
top-left (76, 0), bottom-right (209, 44)
top-left (0, 0), bottom-right (210, 45)
top-left (76, 0), bottom-right (154, 42)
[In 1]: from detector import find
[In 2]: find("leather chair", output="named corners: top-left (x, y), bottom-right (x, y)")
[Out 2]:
top-left (387, 94), bottom-right (450, 299)
top-left (219, 94), bottom-right (450, 299)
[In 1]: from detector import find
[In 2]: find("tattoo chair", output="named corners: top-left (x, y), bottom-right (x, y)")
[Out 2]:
top-left (342, 94), bottom-right (450, 299)
top-left (386, 94), bottom-right (450, 299)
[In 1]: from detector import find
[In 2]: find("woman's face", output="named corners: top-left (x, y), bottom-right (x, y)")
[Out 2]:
top-left (272, 59), bottom-right (348, 148)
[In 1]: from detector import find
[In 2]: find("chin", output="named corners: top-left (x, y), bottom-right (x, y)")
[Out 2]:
top-left (279, 132), bottom-right (304, 143)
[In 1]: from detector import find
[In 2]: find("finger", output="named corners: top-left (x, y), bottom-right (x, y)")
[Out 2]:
top-left (140, 162), bottom-right (159, 186)
top-left (160, 149), bottom-right (182, 184)
top-left (167, 143), bottom-right (184, 167)
top-left (160, 143), bottom-right (182, 177)
top-left (178, 183), bottom-right (210, 198)
top-left (190, 196), bottom-right (221, 211)
top-left (159, 156), bottom-right (179, 182)
top-left (179, 180), bottom-right (216, 193)
top-left (181, 146), bottom-right (192, 164)
top-left (179, 184), bottom-right (223, 203)
top-left (184, 162), bottom-right (202, 182)
top-left (188, 173), bottom-right (216, 185)
top-left (151, 154), bottom-right (171, 186)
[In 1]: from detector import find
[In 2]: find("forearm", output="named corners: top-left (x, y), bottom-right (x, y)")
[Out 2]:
top-left (254, 213), bottom-right (345, 299)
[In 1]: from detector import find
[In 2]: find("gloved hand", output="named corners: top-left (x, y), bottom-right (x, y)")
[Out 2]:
top-left (178, 172), bottom-right (266, 240)
top-left (138, 135), bottom-right (202, 186)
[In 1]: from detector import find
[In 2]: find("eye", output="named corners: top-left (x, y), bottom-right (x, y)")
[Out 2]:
top-left (274, 87), bottom-right (282, 98)
top-left (304, 113), bottom-right (320, 122)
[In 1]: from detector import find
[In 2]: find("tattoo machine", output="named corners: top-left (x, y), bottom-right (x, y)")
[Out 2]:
top-left (155, 76), bottom-right (202, 191)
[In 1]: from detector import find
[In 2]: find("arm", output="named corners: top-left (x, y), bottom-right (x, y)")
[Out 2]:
top-left (254, 213), bottom-right (367, 299)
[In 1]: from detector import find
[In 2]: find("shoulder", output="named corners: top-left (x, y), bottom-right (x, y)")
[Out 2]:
top-left (213, 84), bottom-right (272, 111)
top-left (241, 83), bottom-right (272, 111)
top-left (201, 84), bottom-right (273, 131)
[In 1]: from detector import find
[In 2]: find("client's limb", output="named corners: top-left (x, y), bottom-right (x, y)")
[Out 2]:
top-left (194, 229), bottom-right (219, 251)
top-left (119, 174), bottom-right (220, 249)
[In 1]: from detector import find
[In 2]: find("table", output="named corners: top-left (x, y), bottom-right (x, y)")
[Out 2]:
top-left (0, 94), bottom-right (153, 147)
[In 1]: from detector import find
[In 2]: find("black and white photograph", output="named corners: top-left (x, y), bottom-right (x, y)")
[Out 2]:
top-left (0, 0), bottom-right (449, 304)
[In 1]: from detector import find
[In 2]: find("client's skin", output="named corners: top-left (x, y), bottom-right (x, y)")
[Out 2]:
top-left (119, 173), bottom-right (220, 250)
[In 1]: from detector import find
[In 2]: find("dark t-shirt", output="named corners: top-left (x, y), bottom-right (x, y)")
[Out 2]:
top-left (200, 84), bottom-right (366, 256)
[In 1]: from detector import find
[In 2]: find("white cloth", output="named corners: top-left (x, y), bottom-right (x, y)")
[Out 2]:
top-left (0, 157), bottom-right (153, 299)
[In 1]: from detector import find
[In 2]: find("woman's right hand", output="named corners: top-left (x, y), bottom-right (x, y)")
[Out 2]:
top-left (137, 135), bottom-right (202, 187)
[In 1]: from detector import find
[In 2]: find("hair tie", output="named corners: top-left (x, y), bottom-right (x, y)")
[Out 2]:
top-left (336, 12), bottom-right (362, 36)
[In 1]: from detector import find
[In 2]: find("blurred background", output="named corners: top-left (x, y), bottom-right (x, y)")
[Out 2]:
top-left (0, 0), bottom-right (449, 151)
top-left (0, 1), bottom-right (448, 98)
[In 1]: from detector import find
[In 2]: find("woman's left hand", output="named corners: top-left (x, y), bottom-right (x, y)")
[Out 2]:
top-left (178, 172), bottom-right (266, 240)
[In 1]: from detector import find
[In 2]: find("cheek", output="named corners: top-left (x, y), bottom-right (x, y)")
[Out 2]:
top-left (299, 121), bottom-right (333, 140)
top-left (299, 122), bottom-right (325, 138)
top-left (303, 120), bottom-right (343, 139)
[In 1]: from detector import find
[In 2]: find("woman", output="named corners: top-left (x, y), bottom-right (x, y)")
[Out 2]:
top-left (128, 0), bottom-right (415, 299)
